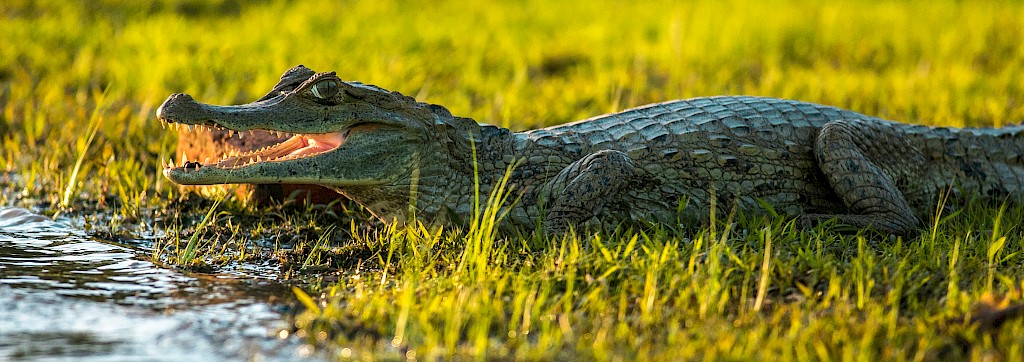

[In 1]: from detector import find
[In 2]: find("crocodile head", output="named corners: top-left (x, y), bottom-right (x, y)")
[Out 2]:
top-left (157, 65), bottom-right (482, 222)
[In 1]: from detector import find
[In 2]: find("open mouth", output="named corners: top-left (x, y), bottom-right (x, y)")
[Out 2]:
top-left (161, 122), bottom-right (346, 172)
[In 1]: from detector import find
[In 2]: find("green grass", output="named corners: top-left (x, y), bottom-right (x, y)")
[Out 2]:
top-left (3, 0), bottom-right (1024, 360)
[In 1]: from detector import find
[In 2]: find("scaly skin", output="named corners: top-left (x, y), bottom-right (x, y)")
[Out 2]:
top-left (157, 65), bottom-right (1024, 236)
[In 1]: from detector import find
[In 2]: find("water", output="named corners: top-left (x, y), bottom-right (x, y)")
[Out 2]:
top-left (0, 207), bottom-right (311, 361)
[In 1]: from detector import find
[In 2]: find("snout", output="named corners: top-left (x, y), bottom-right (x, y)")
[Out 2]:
top-left (156, 93), bottom-right (205, 123)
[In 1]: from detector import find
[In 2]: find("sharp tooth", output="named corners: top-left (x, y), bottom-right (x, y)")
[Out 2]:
top-left (174, 123), bottom-right (180, 131)
top-left (160, 121), bottom-right (166, 129)
top-left (256, 155), bottom-right (262, 162)
top-left (229, 130), bottom-right (236, 137)
top-left (204, 157), bottom-right (211, 164)
top-left (238, 131), bottom-right (245, 139)
top-left (169, 158), bottom-right (176, 168)
top-left (249, 130), bottom-right (255, 136)
top-left (182, 152), bottom-right (189, 164)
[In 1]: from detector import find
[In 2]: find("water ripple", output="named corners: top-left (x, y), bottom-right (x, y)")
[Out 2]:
top-left (0, 207), bottom-right (310, 361)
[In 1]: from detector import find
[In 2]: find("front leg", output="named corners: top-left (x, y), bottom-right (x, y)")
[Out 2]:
top-left (543, 149), bottom-right (638, 235)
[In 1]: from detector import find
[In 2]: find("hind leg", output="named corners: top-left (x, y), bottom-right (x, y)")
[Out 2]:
top-left (803, 120), bottom-right (924, 236)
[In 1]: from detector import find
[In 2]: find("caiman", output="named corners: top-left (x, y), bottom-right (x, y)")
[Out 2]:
top-left (157, 65), bottom-right (1024, 236)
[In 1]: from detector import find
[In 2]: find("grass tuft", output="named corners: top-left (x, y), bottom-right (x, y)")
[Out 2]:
top-left (60, 88), bottom-right (108, 209)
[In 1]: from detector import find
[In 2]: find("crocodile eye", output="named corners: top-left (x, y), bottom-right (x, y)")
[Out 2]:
top-left (310, 79), bottom-right (339, 99)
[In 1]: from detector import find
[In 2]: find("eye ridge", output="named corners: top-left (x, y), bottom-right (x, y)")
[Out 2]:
top-left (310, 79), bottom-right (340, 99)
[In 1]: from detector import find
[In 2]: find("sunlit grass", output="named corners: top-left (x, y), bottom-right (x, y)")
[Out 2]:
top-left (3, 0), bottom-right (1024, 360)
top-left (60, 88), bottom-right (107, 210)
top-left (288, 202), bottom-right (1024, 360)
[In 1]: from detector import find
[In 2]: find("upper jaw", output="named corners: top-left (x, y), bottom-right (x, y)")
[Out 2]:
top-left (156, 92), bottom-right (342, 134)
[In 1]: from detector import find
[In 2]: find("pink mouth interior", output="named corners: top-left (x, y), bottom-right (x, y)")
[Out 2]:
top-left (176, 132), bottom-right (346, 170)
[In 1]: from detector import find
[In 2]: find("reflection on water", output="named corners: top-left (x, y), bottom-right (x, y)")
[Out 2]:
top-left (0, 207), bottom-right (309, 361)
